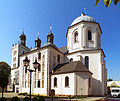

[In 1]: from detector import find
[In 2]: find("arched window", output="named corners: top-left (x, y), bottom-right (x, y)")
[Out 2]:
top-left (70, 58), bottom-right (73, 62)
top-left (74, 32), bottom-right (78, 43)
top-left (85, 56), bottom-right (89, 69)
top-left (89, 77), bottom-right (91, 87)
top-left (65, 76), bottom-right (69, 87)
top-left (54, 77), bottom-right (57, 87)
top-left (88, 31), bottom-right (92, 41)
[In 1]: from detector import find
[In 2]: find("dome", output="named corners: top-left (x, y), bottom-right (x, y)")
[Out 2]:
top-left (71, 13), bottom-right (96, 26)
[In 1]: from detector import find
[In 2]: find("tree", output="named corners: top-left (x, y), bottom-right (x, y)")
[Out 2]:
top-left (107, 78), bottom-right (113, 81)
top-left (0, 62), bottom-right (11, 98)
top-left (95, 0), bottom-right (120, 8)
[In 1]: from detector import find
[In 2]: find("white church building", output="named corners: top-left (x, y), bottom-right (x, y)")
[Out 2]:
top-left (11, 12), bottom-right (107, 96)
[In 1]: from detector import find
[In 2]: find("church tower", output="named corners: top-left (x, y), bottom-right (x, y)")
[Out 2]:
top-left (11, 31), bottom-right (30, 91)
top-left (66, 12), bottom-right (107, 96)
top-left (67, 12), bottom-right (102, 53)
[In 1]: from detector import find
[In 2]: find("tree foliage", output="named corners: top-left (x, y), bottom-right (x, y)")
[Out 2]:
top-left (95, 0), bottom-right (120, 8)
top-left (107, 78), bottom-right (113, 81)
top-left (0, 62), bottom-right (11, 98)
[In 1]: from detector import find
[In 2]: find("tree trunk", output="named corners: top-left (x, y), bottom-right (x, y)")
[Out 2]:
top-left (2, 88), bottom-right (4, 98)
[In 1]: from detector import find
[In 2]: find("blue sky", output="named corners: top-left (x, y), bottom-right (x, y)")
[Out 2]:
top-left (0, 0), bottom-right (120, 80)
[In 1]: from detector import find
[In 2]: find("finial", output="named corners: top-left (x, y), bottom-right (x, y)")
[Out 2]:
top-left (81, 8), bottom-right (86, 16)
top-left (84, 8), bottom-right (86, 14)
top-left (37, 33), bottom-right (39, 37)
top-left (50, 26), bottom-right (52, 32)
top-left (22, 28), bottom-right (24, 34)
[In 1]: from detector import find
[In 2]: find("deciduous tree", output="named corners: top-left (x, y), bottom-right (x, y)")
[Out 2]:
top-left (95, 0), bottom-right (120, 8)
top-left (0, 62), bottom-right (11, 98)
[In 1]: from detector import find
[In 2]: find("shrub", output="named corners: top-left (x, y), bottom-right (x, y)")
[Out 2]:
top-left (38, 96), bottom-right (45, 101)
top-left (18, 92), bottom-right (27, 96)
top-left (0, 97), bottom-right (6, 101)
top-left (23, 96), bottom-right (29, 101)
top-left (11, 96), bottom-right (20, 101)
top-left (32, 97), bottom-right (38, 101)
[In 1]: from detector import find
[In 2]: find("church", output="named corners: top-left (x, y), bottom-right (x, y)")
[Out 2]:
top-left (11, 12), bottom-right (107, 96)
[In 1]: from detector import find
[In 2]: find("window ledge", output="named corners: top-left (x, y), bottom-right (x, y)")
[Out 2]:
top-left (88, 40), bottom-right (94, 42)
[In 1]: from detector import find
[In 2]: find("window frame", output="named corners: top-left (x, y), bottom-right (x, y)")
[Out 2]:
top-left (74, 32), bottom-right (79, 43)
top-left (38, 80), bottom-right (40, 88)
top-left (57, 55), bottom-right (60, 63)
top-left (54, 77), bottom-right (57, 87)
top-left (88, 30), bottom-right (92, 41)
top-left (38, 52), bottom-right (41, 60)
top-left (65, 76), bottom-right (69, 87)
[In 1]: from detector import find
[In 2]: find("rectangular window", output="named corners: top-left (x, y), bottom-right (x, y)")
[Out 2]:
top-left (13, 50), bottom-right (17, 55)
top-left (57, 55), bottom-right (60, 63)
top-left (42, 63), bottom-right (45, 71)
top-left (22, 81), bottom-right (24, 87)
top-left (13, 57), bottom-right (16, 62)
top-left (13, 63), bottom-right (16, 68)
top-left (42, 80), bottom-right (44, 88)
top-left (42, 72), bottom-right (44, 79)
top-left (38, 53), bottom-right (41, 60)
top-left (34, 80), bottom-right (36, 88)
top-left (22, 68), bottom-right (24, 87)
top-left (38, 80), bottom-right (40, 88)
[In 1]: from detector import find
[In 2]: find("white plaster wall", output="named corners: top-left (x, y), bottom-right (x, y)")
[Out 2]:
top-left (11, 45), bottom-right (19, 87)
top-left (75, 72), bottom-right (92, 95)
top-left (51, 73), bottom-right (75, 95)
top-left (19, 47), bottom-right (49, 95)
top-left (65, 50), bottom-right (104, 95)
top-left (67, 22), bottom-right (101, 53)
top-left (11, 44), bottom-right (30, 88)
